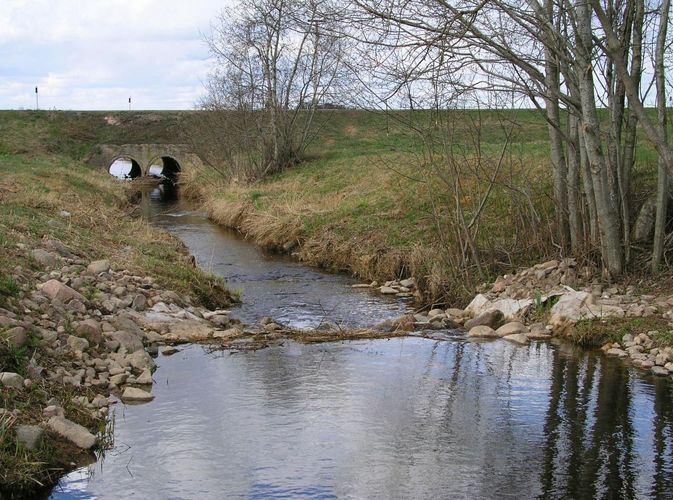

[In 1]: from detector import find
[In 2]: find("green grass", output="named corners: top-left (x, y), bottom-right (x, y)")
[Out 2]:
top-left (572, 316), bottom-right (672, 347)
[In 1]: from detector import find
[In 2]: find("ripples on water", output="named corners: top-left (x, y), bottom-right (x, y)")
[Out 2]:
top-left (49, 191), bottom-right (673, 499)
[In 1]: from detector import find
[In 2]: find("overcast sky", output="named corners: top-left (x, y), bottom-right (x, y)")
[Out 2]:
top-left (0, 0), bottom-right (230, 110)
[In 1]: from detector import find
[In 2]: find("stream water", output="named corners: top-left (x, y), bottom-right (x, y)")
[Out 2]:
top-left (50, 185), bottom-right (673, 499)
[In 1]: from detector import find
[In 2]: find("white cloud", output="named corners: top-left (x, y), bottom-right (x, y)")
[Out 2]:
top-left (0, 0), bottom-right (231, 110)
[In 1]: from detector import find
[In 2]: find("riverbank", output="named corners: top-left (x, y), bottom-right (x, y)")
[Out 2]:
top-left (0, 150), bottom-right (237, 495)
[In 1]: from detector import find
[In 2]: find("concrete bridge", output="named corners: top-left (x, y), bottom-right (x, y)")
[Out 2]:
top-left (88, 143), bottom-right (204, 179)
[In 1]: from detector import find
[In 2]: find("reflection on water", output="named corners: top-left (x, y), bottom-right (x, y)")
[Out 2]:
top-left (52, 340), bottom-right (673, 499)
top-left (49, 190), bottom-right (673, 499)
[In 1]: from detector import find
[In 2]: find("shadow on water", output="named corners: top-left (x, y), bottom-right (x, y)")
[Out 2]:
top-left (46, 185), bottom-right (673, 499)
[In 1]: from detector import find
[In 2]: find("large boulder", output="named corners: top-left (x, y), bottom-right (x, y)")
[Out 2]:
top-left (465, 294), bottom-right (491, 317)
top-left (465, 310), bottom-right (505, 330)
top-left (549, 291), bottom-right (593, 328)
top-left (40, 280), bottom-right (85, 304)
top-left (167, 320), bottom-right (213, 342)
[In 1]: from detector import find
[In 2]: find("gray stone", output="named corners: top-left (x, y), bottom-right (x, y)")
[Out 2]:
top-left (108, 330), bottom-right (144, 354)
top-left (47, 416), bottom-right (97, 449)
top-left (16, 425), bottom-right (44, 450)
top-left (135, 368), bottom-right (153, 385)
top-left (380, 286), bottom-right (398, 295)
top-left (467, 325), bottom-right (498, 338)
top-left (66, 335), bottom-right (89, 352)
top-left (75, 319), bottom-right (103, 346)
top-left (651, 366), bottom-right (669, 376)
top-left (121, 387), bottom-right (154, 403)
top-left (43, 405), bottom-right (65, 418)
top-left (91, 395), bottom-right (109, 408)
top-left (496, 322), bottom-right (527, 337)
top-left (465, 310), bottom-right (505, 330)
top-left (0, 372), bottom-right (24, 389)
top-left (400, 278), bottom-right (415, 288)
top-left (131, 294), bottom-right (147, 311)
top-left (1, 326), bottom-right (27, 348)
top-left (40, 279), bottom-right (85, 304)
top-left (87, 260), bottom-right (110, 275)
top-left (125, 350), bottom-right (155, 371)
top-left (162, 346), bottom-right (178, 356)
top-left (31, 249), bottom-right (59, 268)
top-left (110, 373), bottom-right (129, 386)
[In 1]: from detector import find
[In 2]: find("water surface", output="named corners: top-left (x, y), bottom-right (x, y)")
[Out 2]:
top-left (50, 186), bottom-right (673, 499)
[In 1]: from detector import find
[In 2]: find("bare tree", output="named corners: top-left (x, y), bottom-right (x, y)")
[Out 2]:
top-left (202, 0), bottom-right (346, 179)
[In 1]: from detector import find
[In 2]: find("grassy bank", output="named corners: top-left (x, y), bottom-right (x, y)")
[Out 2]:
top-left (195, 108), bottom-right (660, 306)
top-left (0, 112), bottom-right (235, 494)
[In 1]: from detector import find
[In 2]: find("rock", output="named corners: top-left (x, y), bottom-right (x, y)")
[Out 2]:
top-left (43, 405), bottom-right (64, 418)
top-left (651, 366), bottom-right (669, 376)
top-left (121, 387), bottom-right (154, 403)
top-left (43, 239), bottom-right (74, 258)
top-left (31, 249), bottom-right (59, 268)
top-left (135, 368), bottom-right (153, 385)
top-left (40, 279), bottom-right (85, 304)
top-left (16, 425), bottom-right (44, 450)
top-left (503, 333), bottom-right (529, 345)
top-left (399, 278), bottom-right (415, 288)
top-left (66, 335), bottom-right (89, 352)
top-left (428, 309), bottom-right (445, 318)
top-left (467, 325), bottom-right (498, 338)
top-left (209, 314), bottom-right (230, 328)
top-left (0, 372), bottom-right (24, 389)
top-left (465, 294), bottom-right (491, 317)
top-left (108, 331), bottom-right (144, 354)
top-left (75, 319), bottom-right (103, 346)
top-left (47, 416), bottom-right (97, 449)
top-left (131, 294), bottom-right (147, 311)
top-left (168, 320), bottom-right (213, 341)
top-left (112, 314), bottom-right (144, 336)
top-left (351, 284), bottom-right (372, 289)
top-left (162, 346), bottom-right (178, 356)
top-left (488, 298), bottom-right (534, 320)
top-left (496, 322), bottom-right (527, 337)
top-left (125, 350), bottom-right (155, 371)
top-left (213, 327), bottom-right (242, 340)
top-left (607, 348), bottom-right (628, 358)
top-left (58, 210), bottom-right (71, 218)
top-left (110, 373), bottom-right (128, 386)
top-left (549, 291), bottom-right (594, 328)
top-left (1, 326), bottom-right (27, 348)
top-left (465, 310), bottom-right (505, 330)
top-left (380, 286), bottom-right (398, 295)
top-left (446, 308), bottom-right (467, 319)
top-left (87, 260), bottom-right (111, 275)
top-left (91, 395), bottom-right (109, 408)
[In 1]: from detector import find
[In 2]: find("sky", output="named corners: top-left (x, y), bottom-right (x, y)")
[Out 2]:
top-left (0, 0), bottom-right (230, 110)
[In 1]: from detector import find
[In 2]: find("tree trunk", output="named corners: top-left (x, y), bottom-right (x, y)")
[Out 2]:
top-left (576, 0), bottom-right (623, 276)
top-left (652, 0), bottom-right (671, 271)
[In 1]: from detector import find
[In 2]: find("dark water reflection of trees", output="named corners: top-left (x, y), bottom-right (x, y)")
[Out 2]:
top-left (540, 346), bottom-right (673, 499)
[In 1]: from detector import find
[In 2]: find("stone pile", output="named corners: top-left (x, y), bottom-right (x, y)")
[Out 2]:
top-left (0, 239), bottom-right (276, 452)
top-left (385, 257), bottom-right (673, 380)
top-left (353, 277), bottom-right (418, 299)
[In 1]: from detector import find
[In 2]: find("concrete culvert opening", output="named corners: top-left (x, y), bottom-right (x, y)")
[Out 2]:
top-left (149, 156), bottom-right (181, 182)
top-left (109, 157), bottom-right (142, 180)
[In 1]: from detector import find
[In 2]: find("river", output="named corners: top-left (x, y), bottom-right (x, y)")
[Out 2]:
top-left (50, 184), bottom-right (673, 499)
